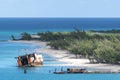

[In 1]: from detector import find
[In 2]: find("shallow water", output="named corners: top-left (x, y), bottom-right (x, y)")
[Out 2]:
top-left (0, 41), bottom-right (120, 80)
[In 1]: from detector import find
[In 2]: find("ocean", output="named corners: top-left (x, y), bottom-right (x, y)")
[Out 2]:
top-left (0, 18), bottom-right (120, 80)
top-left (0, 18), bottom-right (120, 40)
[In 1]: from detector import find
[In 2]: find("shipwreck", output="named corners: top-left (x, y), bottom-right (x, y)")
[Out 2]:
top-left (16, 53), bottom-right (43, 67)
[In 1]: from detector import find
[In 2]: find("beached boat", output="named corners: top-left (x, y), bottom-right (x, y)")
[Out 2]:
top-left (16, 53), bottom-right (43, 67)
top-left (54, 68), bottom-right (87, 74)
top-left (67, 68), bottom-right (87, 73)
top-left (54, 71), bottom-right (65, 74)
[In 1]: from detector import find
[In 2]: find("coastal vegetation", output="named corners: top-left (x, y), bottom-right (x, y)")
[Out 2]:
top-left (18, 29), bottom-right (120, 64)
top-left (11, 35), bottom-right (16, 40)
top-left (91, 29), bottom-right (120, 33)
top-left (20, 32), bottom-right (32, 40)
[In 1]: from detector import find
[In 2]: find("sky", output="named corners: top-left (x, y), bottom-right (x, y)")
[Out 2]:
top-left (0, 0), bottom-right (120, 17)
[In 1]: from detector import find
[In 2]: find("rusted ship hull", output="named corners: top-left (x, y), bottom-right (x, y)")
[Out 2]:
top-left (16, 53), bottom-right (43, 67)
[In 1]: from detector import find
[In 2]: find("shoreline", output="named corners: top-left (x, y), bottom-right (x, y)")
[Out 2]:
top-left (12, 40), bottom-right (120, 71)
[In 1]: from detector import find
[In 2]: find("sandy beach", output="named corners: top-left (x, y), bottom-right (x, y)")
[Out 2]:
top-left (12, 40), bottom-right (120, 71)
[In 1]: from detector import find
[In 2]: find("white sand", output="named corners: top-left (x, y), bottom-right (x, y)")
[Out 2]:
top-left (12, 40), bottom-right (120, 71)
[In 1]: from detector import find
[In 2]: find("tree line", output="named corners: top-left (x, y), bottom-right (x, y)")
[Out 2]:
top-left (37, 29), bottom-right (120, 64)
top-left (12, 29), bottom-right (120, 64)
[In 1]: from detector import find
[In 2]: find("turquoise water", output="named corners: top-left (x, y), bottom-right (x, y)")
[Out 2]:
top-left (0, 42), bottom-right (120, 80)
top-left (0, 18), bottom-right (120, 80)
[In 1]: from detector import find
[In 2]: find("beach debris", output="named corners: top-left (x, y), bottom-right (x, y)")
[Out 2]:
top-left (15, 53), bottom-right (43, 67)
top-left (49, 70), bottom-right (51, 73)
top-left (24, 69), bottom-right (27, 74)
top-left (54, 68), bottom-right (57, 72)
top-left (53, 67), bottom-right (65, 74)
top-left (53, 68), bottom-right (120, 74)
top-left (61, 67), bottom-right (63, 71)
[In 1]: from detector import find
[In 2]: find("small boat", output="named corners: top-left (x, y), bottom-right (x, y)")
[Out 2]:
top-left (54, 71), bottom-right (66, 74)
top-left (15, 53), bottom-right (43, 67)
top-left (67, 68), bottom-right (87, 73)
top-left (53, 68), bottom-right (87, 74)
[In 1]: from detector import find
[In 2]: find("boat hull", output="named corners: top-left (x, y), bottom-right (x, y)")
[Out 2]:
top-left (16, 53), bottom-right (43, 67)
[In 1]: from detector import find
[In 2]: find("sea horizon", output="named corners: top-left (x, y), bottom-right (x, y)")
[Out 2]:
top-left (0, 18), bottom-right (120, 40)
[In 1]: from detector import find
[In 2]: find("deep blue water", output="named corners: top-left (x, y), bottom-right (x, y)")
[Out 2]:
top-left (0, 18), bottom-right (120, 80)
top-left (0, 18), bottom-right (120, 40)
top-left (0, 18), bottom-right (120, 31)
